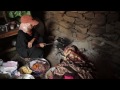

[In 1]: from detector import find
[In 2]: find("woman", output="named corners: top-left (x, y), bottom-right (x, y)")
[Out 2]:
top-left (20, 15), bottom-right (45, 37)
top-left (16, 15), bottom-right (46, 58)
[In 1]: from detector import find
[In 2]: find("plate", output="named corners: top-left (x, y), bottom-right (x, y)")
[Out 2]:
top-left (28, 58), bottom-right (50, 73)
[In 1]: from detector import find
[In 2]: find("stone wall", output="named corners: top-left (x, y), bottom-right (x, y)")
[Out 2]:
top-left (44, 11), bottom-right (120, 79)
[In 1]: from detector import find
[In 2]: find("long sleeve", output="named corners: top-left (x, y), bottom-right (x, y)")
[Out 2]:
top-left (17, 30), bottom-right (28, 48)
top-left (33, 23), bottom-right (45, 37)
top-left (33, 30), bottom-right (39, 39)
top-left (16, 30), bottom-right (44, 58)
top-left (16, 30), bottom-right (29, 57)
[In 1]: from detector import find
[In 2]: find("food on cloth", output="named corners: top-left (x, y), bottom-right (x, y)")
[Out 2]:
top-left (19, 66), bottom-right (32, 74)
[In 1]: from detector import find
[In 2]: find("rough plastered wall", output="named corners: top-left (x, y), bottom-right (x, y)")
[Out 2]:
top-left (44, 11), bottom-right (120, 79)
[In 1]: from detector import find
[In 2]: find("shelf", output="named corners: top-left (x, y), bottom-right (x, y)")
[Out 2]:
top-left (0, 28), bottom-right (19, 39)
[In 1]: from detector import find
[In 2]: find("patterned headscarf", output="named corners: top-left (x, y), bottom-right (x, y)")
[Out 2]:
top-left (20, 15), bottom-right (39, 26)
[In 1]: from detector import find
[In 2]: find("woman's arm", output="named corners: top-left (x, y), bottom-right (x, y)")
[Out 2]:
top-left (36, 43), bottom-right (46, 48)
top-left (28, 37), bottom-right (36, 48)
top-left (17, 30), bottom-right (28, 48)
top-left (16, 30), bottom-right (29, 57)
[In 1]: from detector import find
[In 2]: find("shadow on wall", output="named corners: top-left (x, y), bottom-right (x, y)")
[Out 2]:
top-left (31, 11), bottom-right (45, 22)
top-left (94, 44), bottom-right (120, 79)
top-left (92, 46), bottom-right (116, 79)
top-left (31, 11), bottom-right (53, 40)
top-left (83, 20), bottom-right (120, 79)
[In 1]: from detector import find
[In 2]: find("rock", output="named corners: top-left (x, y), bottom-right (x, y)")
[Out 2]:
top-left (107, 13), bottom-right (119, 23)
top-left (88, 25), bottom-right (106, 36)
top-left (94, 11), bottom-right (109, 15)
top-left (58, 21), bottom-right (73, 29)
top-left (75, 25), bottom-right (88, 34)
top-left (110, 11), bottom-right (117, 13)
top-left (106, 24), bottom-right (115, 33)
top-left (113, 50), bottom-right (120, 57)
top-left (103, 33), bottom-right (119, 41)
top-left (59, 26), bottom-right (72, 37)
top-left (78, 11), bottom-right (88, 13)
top-left (52, 23), bottom-right (60, 30)
top-left (48, 11), bottom-right (56, 14)
top-left (70, 28), bottom-right (77, 33)
top-left (59, 11), bottom-right (65, 14)
top-left (84, 12), bottom-right (94, 19)
top-left (92, 14), bottom-right (106, 25)
top-left (66, 11), bottom-right (82, 18)
top-left (115, 29), bottom-right (120, 34)
top-left (69, 11), bottom-right (78, 12)
top-left (75, 18), bottom-right (91, 27)
top-left (53, 13), bottom-right (64, 21)
top-left (76, 33), bottom-right (89, 40)
top-left (51, 30), bottom-right (60, 36)
top-left (72, 33), bottom-right (77, 38)
top-left (116, 38), bottom-right (120, 47)
top-left (115, 21), bottom-right (120, 29)
top-left (63, 15), bottom-right (75, 23)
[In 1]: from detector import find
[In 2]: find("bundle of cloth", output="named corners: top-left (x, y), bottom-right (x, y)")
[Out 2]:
top-left (46, 45), bottom-right (96, 79)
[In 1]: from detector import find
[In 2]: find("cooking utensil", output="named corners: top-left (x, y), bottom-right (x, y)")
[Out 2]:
top-left (45, 39), bottom-right (59, 46)
top-left (45, 37), bottom-right (73, 51)
top-left (45, 43), bottom-right (54, 46)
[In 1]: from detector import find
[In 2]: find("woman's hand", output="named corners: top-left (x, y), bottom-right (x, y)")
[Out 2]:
top-left (28, 38), bottom-right (36, 48)
top-left (28, 41), bottom-right (33, 48)
top-left (39, 43), bottom-right (46, 48)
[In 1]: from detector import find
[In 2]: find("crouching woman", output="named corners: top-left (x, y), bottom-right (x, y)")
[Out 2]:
top-left (16, 23), bottom-right (46, 58)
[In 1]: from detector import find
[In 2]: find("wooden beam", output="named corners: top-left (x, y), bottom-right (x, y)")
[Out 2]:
top-left (0, 28), bottom-right (18, 39)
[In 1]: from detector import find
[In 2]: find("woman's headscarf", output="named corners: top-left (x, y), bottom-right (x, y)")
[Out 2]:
top-left (20, 15), bottom-right (39, 26)
top-left (19, 15), bottom-right (39, 33)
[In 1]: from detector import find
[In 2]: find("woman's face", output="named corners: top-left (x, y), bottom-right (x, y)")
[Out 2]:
top-left (19, 23), bottom-right (33, 33)
top-left (27, 24), bottom-right (33, 30)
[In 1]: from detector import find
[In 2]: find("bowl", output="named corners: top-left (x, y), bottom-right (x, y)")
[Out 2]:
top-left (28, 58), bottom-right (50, 78)
top-left (17, 74), bottom-right (35, 79)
